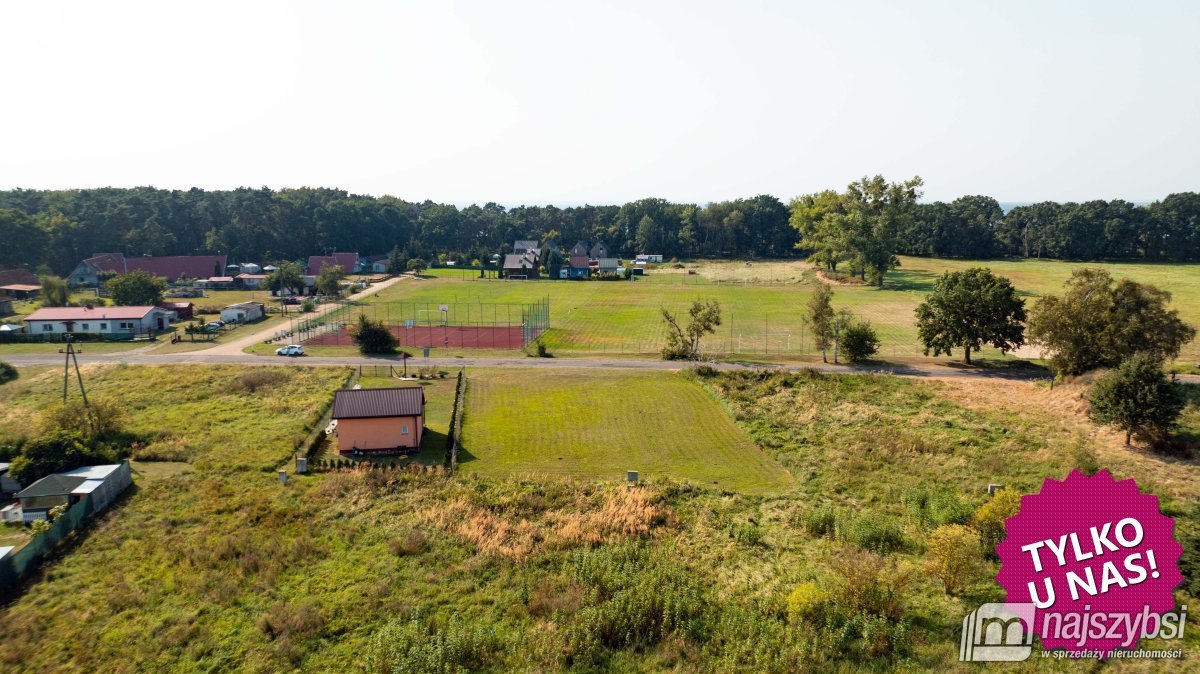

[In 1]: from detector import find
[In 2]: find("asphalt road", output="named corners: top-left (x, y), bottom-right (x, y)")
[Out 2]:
top-left (0, 348), bottom-right (1074, 381)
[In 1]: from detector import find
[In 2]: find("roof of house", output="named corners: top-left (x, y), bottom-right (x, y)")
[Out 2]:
top-left (82, 254), bottom-right (228, 281)
top-left (596, 258), bottom-right (620, 267)
top-left (307, 253), bottom-right (359, 276)
top-left (0, 324), bottom-right (23, 332)
top-left (332, 387), bottom-right (425, 419)
top-left (0, 463), bottom-right (9, 474)
top-left (224, 302), bottom-right (264, 310)
top-left (159, 301), bottom-right (193, 308)
top-left (235, 274), bottom-right (268, 280)
top-left (59, 465), bottom-right (122, 480)
top-left (568, 254), bottom-right (589, 268)
top-left (0, 284), bottom-right (40, 292)
top-left (589, 242), bottom-right (609, 256)
top-left (503, 254), bottom-right (537, 269)
top-left (17, 473), bottom-right (90, 499)
top-left (25, 306), bottom-right (161, 321)
top-left (514, 239), bottom-right (540, 251)
top-left (0, 269), bottom-right (38, 286)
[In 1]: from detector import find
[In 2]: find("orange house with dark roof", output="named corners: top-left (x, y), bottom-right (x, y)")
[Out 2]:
top-left (331, 387), bottom-right (425, 455)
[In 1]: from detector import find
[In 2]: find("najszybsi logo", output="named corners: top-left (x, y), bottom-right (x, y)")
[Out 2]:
top-left (960, 603), bottom-right (1036, 662)
top-left (960, 603), bottom-right (1188, 662)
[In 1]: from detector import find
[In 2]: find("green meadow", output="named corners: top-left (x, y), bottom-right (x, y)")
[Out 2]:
top-left (316, 257), bottom-right (1200, 363)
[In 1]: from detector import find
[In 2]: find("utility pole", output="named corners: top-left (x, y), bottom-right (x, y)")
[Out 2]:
top-left (61, 335), bottom-right (95, 433)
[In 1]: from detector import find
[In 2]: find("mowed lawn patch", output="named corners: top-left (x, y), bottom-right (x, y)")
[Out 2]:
top-left (0, 364), bottom-right (351, 471)
top-left (459, 368), bottom-right (793, 494)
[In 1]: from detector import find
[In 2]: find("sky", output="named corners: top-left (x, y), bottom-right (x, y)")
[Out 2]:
top-left (1, 1), bottom-right (1198, 205)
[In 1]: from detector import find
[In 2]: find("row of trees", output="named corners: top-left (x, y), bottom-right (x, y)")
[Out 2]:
top-left (0, 188), bottom-right (799, 274)
top-left (911, 267), bottom-right (1195, 447)
top-left (4, 185), bottom-right (1199, 275)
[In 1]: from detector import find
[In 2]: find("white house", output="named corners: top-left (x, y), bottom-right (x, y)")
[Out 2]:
top-left (220, 302), bottom-right (266, 323)
top-left (24, 305), bottom-right (174, 335)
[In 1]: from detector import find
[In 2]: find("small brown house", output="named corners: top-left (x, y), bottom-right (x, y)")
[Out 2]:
top-left (332, 387), bottom-right (425, 455)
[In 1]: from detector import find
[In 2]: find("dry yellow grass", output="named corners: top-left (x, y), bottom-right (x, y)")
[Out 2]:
top-left (421, 486), bottom-right (672, 560)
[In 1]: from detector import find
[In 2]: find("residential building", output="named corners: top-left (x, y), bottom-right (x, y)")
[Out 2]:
top-left (595, 258), bottom-right (620, 274)
top-left (0, 269), bottom-right (39, 299)
top-left (24, 305), bottom-right (174, 335)
top-left (220, 302), bottom-right (266, 323)
top-left (196, 276), bottom-right (235, 289)
top-left (15, 463), bottom-right (132, 522)
top-left (235, 273), bottom-right (268, 289)
top-left (567, 254), bottom-right (590, 278)
top-left (513, 239), bottom-right (541, 255)
top-left (635, 254), bottom-right (663, 264)
top-left (67, 253), bottom-right (228, 286)
top-left (158, 302), bottom-right (194, 320)
top-left (503, 253), bottom-right (538, 278)
top-left (307, 253), bottom-right (359, 277)
top-left (332, 387), bottom-right (425, 455)
top-left (359, 255), bottom-right (390, 273)
top-left (568, 241), bottom-right (589, 257)
top-left (589, 242), bottom-right (611, 259)
top-left (0, 296), bottom-right (13, 315)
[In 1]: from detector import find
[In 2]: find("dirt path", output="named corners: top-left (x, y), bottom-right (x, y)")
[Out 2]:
top-left (199, 275), bottom-right (409, 355)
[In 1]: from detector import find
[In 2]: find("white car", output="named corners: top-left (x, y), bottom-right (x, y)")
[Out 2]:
top-left (275, 344), bottom-right (305, 357)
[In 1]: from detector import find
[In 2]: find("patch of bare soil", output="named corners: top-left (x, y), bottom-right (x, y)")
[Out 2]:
top-left (814, 270), bottom-right (867, 286)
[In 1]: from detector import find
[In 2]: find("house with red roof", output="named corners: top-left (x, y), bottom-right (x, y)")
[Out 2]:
top-left (68, 253), bottom-right (228, 287)
top-left (24, 305), bottom-right (174, 336)
top-left (306, 253), bottom-right (359, 277)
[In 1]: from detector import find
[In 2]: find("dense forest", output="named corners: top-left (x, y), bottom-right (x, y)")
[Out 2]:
top-left (0, 186), bottom-right (1198, 274)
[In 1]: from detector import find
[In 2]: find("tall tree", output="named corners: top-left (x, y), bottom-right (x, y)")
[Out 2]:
top-left (1087, 354), bottom-right (1185, 446)
top-left (106, 270), bottom-right (168, 306)
top-left (1027, 268), bottom-right (1196, 375)
top-left (266, 261), bottom-right (306, 303)
top-left (805, 284), bottom-right (835, 362)
top-left (39, 275), bottom-right (70, 307)
top-left (915, 268), bottom-right (1026, 364)
top-left (315, 264), bottom-right (346, 298)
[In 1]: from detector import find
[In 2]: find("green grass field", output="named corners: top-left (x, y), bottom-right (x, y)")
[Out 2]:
top-left (0, 364), bottom-right (1195, 671)
top-left (334, 258), bottom-right (1200, 364)
top-left (459, 368), bottom-right (793, 494)
top-left (0, 364), bottom-right (351, 471)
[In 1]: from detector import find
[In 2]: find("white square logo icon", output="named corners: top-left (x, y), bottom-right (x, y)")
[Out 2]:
top-left (960, 603), bottom-right (1035, 662)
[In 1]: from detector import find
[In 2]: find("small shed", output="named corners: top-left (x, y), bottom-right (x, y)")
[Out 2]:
top-left (221, 302), bottom-right (266, 323)
top-left (332, 387), bottom-right (425, 455)
top-left (15, 463), bottom-right (132, 522)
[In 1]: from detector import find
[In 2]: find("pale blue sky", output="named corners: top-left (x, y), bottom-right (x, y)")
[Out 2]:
top-left (1, 1), bottom-right (1197, 204)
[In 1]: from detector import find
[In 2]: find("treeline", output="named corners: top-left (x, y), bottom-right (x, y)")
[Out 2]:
top-left (1, 185), bottom-right (1199, 274)
top-left (0, 188), bottom-right (795, 274)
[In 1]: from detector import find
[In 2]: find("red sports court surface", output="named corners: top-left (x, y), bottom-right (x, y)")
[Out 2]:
top-left (305, 325), bottom-right (536, 349)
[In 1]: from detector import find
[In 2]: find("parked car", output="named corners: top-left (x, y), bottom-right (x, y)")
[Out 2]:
top-left (205, 322), bottom-right (223, 333)
top-left (275, 344), bottom-right (305, 357)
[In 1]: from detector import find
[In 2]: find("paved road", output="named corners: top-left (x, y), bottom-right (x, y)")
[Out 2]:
top-left (7, 349), bottom-right (1198, 383)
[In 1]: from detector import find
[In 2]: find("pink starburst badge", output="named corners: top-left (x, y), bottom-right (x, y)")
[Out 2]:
top-left (995, 470), bottom-right (1184, 656)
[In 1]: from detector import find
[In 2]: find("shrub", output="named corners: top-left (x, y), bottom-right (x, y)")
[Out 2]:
top-left (239, 369), bottom-right (291, 393)
top-left (971, 488), bottom-right (1022, 555)
top-left (841, 515), bottom-right (906, 554)
top-left (535, 342), bottom-right (550, 357)
top-left (0, 361), bottom-right (16, 385)
top-left (828, 547), bottom-right (911, 620)
top-left (902, 486), bottom-right (973, 529)
top-left (1070, 434), bottom-right (1100, 475)
top-left (786, 582), bottom-right (830, 624)
top-left (364, 616), bottom-right (497, 674)
top-left (729, 521), bottom-right (765, 547)
top-left (36, 395), bottom-right (128, 443)
top-left (350, 314), bottom-right (399, 354)
top-left (802, 506), bottom-right (837, 538)
top-left (389, 530), bottom-right (428, 556)
top-left (840, 321), bottom-right (880, 362)
top-left (300, 299), bottom-right (316, 313)
top-left (8, 430), bottom-right (117, 485)
top-left (924, 524), bottom-right (983, 594)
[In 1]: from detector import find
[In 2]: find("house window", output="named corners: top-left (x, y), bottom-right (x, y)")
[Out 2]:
top-left (100, 323), bottom-right (107, 330)
top-left (119, 322), bottom-right (133, 330)
top-left (42, 324), bottom-right (53, 332)
top-left (401, 425), bottom-right (409, 435)
top-left (81, 323), bottom-right (89, 330)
